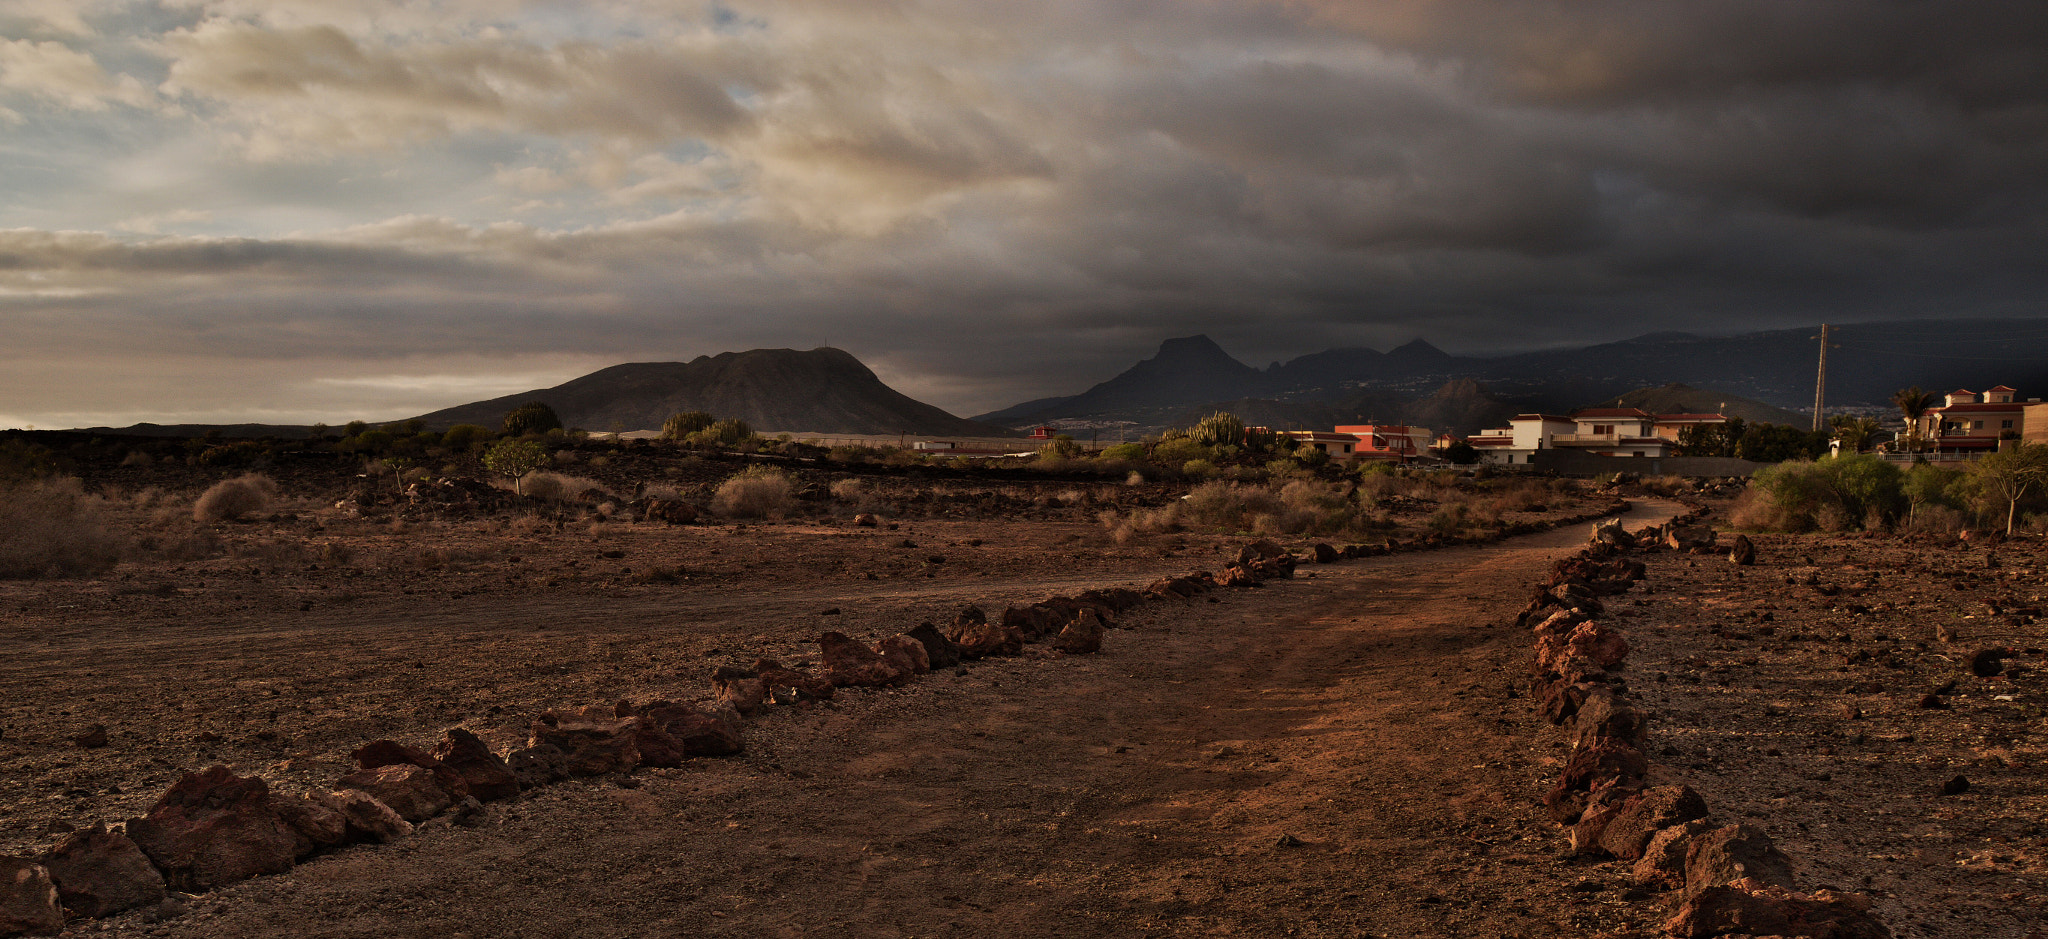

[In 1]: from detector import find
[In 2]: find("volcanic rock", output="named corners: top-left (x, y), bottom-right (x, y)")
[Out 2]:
top-left (1051, 608), bottom-right (1108, 654)
top-left (0, 857), bottom-right (62, 936)
top-left (39, 823), bottom-right (165, 918)
top-left (1599, 786), bottom-right (1711, 861)
top-left (335, 764), bottom-right (452, 824)
top-left (529, 710), bottom-right (641, 776)
top-left (904, 622), bottom-right (962, 669)
top-left (1683, 824), bottom-right (1797, 898)
top-left (430, 728), bottom-right (520, 802)
top-left (126, 765), bottom-right (300, 892)
top-left (878, 634), bottom-right (932, 675)
top-left (819, 631), bottom-right (910, 687)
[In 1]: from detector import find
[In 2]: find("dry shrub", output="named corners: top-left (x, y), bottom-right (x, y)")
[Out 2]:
top-left (829, 478), bottom-right (866, 502)
top-left (193, 474), bottom-right (279, 522)
top-left (509, 515), bottom-right (556, 536)
top-left (712, 467), bottom-right (793, 518)
top-left (517, 472), bottom-right (612, 504)
top-left (0, 478), bottom-right (125, 579)
top-left (1180, 481), bottom-right (1284, 532)
top-left (120, 450), bottom-right (153, 467)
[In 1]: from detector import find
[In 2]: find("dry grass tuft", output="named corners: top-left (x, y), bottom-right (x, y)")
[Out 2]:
top-left (193, 474), bottom-right (279, 523)
top-left (0, 478), bottom-right (125, 579)
top-left (713, 467), bottom-right (794, 518)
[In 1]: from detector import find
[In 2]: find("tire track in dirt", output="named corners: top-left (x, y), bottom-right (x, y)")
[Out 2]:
top-left (88, 500), bottom-right (1683, 939)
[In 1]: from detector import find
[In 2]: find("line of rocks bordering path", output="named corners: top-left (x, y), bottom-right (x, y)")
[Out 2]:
top-left (1520, 510), bottom-right (1897, 939)
top-left (0, 500), bottom-right (1632, 936)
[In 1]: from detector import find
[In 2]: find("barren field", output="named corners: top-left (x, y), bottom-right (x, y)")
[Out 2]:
top-left (1612, 530), bottom-right (2048, 939)
top-left (10, 448), bottom-right (2041, 939)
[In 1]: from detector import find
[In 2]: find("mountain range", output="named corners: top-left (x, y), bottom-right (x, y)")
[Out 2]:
top-left (976, 318), bottom-right (2048, 435)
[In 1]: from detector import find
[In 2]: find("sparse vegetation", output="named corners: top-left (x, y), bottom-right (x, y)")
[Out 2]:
top-left (503, 401), bottom-right (563, 437)
top-left (0, 477), bottom-right (124, 578)
top-left (482, 439), bottom-right (550, 494)
top-left (711, 466), bottom-right (793, 518)
top-left (193, 474), bottom-right (280, 523)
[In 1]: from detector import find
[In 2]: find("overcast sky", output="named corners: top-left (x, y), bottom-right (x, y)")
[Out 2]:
top-left (3, 1), bottom-right (2046, 428)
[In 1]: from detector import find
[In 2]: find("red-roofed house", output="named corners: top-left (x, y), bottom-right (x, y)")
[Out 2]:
top-left (1465, 407), bottom-right (1727, 464)
top-left (1332, 424), bottom-right (1432, 462)
top-left (1919, 386), bottom-right (2032, 454)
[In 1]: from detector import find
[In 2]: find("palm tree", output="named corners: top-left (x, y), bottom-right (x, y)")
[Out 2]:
top-left (1829, 415), bottom-right (1883, 453)
top-left (1891, 386), bottom-right (1939, 451)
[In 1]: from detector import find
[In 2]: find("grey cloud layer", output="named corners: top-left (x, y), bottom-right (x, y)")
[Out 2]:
top-left (1, 0), bottom-right (2045, 425)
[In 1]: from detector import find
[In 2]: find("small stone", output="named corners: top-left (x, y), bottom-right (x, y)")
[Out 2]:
top-left (71, 724), bottom-right (109, 749)
top-left (1939, 774), bottom-right (1970, 796)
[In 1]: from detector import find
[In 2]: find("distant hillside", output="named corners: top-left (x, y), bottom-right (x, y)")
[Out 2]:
top-left (1605, 383), bottom-right (1809, 426)
top-left (415, 347), bottom-right (1017, 438)
top-left (977, 318), bottom-right (2048, 432)
top-left (978, 335), bottom-right (1270, 427)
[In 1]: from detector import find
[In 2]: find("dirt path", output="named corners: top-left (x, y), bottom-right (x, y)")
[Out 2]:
top-left (77, 500), bottom-right (1682, 939)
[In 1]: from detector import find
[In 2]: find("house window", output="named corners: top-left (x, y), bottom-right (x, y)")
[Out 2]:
top-left (1505, 454), bottom-right (1514, 464)
top-left (2002, 420), bottom-right (2014, 429)
top-left (1974, 421), bottom-right (1985, 430)
top-left (1593, 424), bottom-right (1614, 435)
top-left (1633, 451), bottom-right (1644, 457)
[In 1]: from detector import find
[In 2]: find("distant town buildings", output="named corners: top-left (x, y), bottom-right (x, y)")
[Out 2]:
top-left (1463, 408), bottom-right (1728, 464)
top-left (1911, 386), bottom-right (2048, 454)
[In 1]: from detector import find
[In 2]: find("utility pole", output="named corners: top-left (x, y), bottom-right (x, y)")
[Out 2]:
top-left (1811, 323), bottom-right (1832, 433)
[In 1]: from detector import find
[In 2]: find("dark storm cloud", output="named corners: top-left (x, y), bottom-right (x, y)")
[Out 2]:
top-left (2, 0), bottom-right (2045, 426)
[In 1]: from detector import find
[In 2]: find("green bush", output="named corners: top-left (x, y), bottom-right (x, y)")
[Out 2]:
top-left (1099, 442), bottom-right (1146, 461)
top-left (663, 411), bottom-right (716, 440)
top-left (483, 439), bottom-right (550, 494)
top-left (1735, 454), bottom-right (1903, 532)
top-left (503, 401), bottom-right (563, 436)
top-left (440, 424), bottom-right (492, 452)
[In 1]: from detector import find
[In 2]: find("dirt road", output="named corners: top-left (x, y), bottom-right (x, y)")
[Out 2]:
top-left (65, 500), bottom-right (1681, 939)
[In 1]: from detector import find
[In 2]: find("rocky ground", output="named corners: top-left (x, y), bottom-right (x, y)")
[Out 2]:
top-left (1609, 528), bottom-right (2048, 939)
top-left (4, 451), bottom-right (2040, 938)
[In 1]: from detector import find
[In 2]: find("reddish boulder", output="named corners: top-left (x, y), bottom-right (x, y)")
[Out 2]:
top-left (430, 728), bottom-right (520, 802)
top-left (1218, 565), bottom-right (1259, 588)
top-left (1544, 741), bottom-right (1649, 823)
top-left (1234, 539), bottom-right (1288, 565)
top-left (1051, 608), bottom-right (1107, 654)
top-left (643, 702), bottom-right (744, 757)
top-left (1565, 621), bottom-right (1630, 669)
top-left (1729, 534), bottom-right (1757, 565)
top-left (753, 659), bottom-right (835, 702)
top-left (1568, 783), bottom-right (1641, 855)
top-left (39, 823), bottom-right (165, 919)
top-left (1001, 604), bottom-right (1065, 641)
top-left (322, 789), bottom-right (413, 844)
top-left (504, 743), bottom-right (571, 789)
top-left (268, 791), bottom-right (350, 855)
top-left (820, 631), bottom-right (911, 687)
top-left (644, 499), bottom-right (699, 525)
top-left (1569, 688), bottom-right (1644, 750)
top-left (852, 513), bottom-right (880, 527)
top-left (1632, 818), bottom-right (1717, 888)
top-left (529, 710), bottom-right (641, 776)
top-left (1598, 785), bottom-right (1710, 861)
top-left (879, 634), bottom-right (932, 675)
top-left (712, 665), bottom-right (766, 715)
top-left (950, 619), bottom-right (1023, 659)
top-left (126, 765), bottom-right (300, 892)
top-left (0, 857), bottom-right (62, 936)
top-left (1311, 542), bottom-right (1339, 564)
top-left (619, 705), bottom-right (687, 768)
top-left (1666, 879), bottom-right (1893, 939)
top-left (336, 763), bottom-right (452, 823)
top-left (1683, 824), bottom-right (1797, 898)
top-left (351, 739), bottom-right (472, 801)
top-left (905, 622), bottom-right (962, 669)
